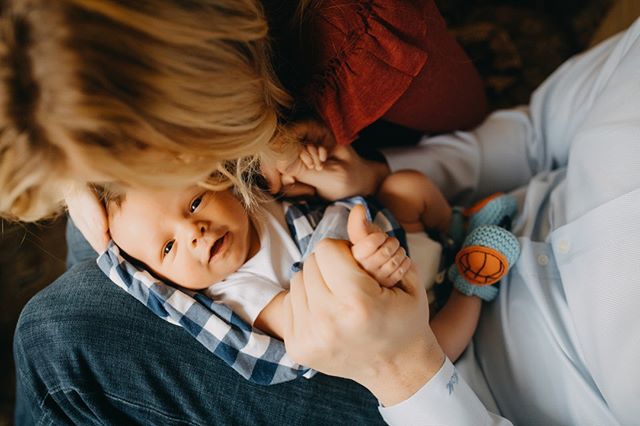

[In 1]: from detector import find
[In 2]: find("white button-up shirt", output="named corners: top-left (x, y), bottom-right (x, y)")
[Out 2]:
top-left (380, 17), bottom-right (640, 425)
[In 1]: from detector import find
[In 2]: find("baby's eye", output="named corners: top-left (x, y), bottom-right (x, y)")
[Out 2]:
top-left (163, 240), bottom-right (174, 256)
top-left (190, 195), bottom-right (203, 213)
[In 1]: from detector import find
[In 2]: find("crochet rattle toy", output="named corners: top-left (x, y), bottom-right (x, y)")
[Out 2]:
top-left (447, 193), bottom-right (521, 302)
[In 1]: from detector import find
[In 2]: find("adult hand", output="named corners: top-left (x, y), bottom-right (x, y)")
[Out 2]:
top-left (263, 119), bottom-right (391, 200)
top-left (283, 238), bottom-right (445, 406)
top-left (64, 183), bottom-right (110, 253)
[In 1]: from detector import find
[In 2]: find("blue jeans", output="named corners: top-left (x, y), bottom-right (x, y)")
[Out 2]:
top-left (13, 220), bottom-right (384, 425)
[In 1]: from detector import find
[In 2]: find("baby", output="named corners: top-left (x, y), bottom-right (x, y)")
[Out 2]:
top-left (106, 145), bottom-right (499, 362)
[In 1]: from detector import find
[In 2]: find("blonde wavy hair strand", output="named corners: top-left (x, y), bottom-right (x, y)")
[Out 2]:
top-left (0, 0), bottom-right (293, 221)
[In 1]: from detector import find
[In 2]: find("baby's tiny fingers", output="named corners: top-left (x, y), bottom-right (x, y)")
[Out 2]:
top-left (357, 237), bottom-right (401, 273)
top-left (299, 150), bottom-right (315, 169)
top-left (318, 145), bottom-right (328, 162)
top-left (351, 232), bottom-right (388, 262)
top-left (306, 144), bottom-right (325, 170)
top-left (376, 246), bottom-right (407, 278)
top-left (380, 256), bottom-right (412, 287)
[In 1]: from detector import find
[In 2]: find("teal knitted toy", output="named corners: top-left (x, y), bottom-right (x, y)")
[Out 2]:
top-left (447, 193), bottom-right (520, 302)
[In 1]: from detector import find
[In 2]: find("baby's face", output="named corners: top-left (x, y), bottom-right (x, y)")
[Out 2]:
top-left (109, 186), bottom-right (259, 289)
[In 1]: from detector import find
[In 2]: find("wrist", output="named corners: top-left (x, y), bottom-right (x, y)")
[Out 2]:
top-left (357, 333), bottom-right (445, 407)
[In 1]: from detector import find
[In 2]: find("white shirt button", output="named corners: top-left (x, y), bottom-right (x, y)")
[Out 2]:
top-left (557, 240), bottom-right (571, 254)
top-left (537, 254), bottom-right (549, 266)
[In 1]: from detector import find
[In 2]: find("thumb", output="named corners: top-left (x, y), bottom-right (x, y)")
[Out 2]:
top-left (347, 204), bottom-right (380, 244)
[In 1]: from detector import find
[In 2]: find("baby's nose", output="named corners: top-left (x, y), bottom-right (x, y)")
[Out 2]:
top-left (190, 224), bottom-right (207, 246)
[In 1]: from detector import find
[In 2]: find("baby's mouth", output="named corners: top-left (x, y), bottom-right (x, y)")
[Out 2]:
top-left (209, 232), bottom-right (228, 262)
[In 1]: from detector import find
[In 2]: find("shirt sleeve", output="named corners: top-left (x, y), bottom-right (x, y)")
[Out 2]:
top-left (379, 358), bottom-right (512, 426)
top-left (381, 22), bottom-right (637, 206)
top-left (302, 0), bottom-right (486, 145)
top-left (381, 108), bottom-right (535, 206)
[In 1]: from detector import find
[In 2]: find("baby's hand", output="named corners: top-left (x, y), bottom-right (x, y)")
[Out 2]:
top-left (347, 205), bottom-right (411, 287)
top-left (299, 143), bottom-right (328, 171)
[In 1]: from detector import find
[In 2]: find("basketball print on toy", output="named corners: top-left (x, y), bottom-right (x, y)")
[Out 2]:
top-left (455, 245), bottom-right (508, 286)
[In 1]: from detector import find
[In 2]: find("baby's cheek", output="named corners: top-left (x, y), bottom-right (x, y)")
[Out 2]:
top-left (183, 270), bottom-right (217, 290)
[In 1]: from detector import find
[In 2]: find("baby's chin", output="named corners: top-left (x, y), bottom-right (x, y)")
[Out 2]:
top-left (170, 272), bottom-right (223, 290)
top-left (174, 280), bottom-right (214, 290)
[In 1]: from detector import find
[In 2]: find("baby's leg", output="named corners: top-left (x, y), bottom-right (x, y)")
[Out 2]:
top-left (429, 291), bottom-right (481, 362)
top-left (377, 170), bottom-right (452, 234)
top-left (378, 170), bottom-right (479, 362)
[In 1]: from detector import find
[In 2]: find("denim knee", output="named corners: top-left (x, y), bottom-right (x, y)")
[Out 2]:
top-left (14, 261), bottom-right (386, 425)
top-left (13, 261), bottom-right (121, 425)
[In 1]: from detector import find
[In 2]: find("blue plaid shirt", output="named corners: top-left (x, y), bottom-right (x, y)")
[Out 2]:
top-left (97, 196), bottom-right (405, 385)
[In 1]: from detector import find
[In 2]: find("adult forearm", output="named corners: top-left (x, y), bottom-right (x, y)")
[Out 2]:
top-left (382, 109), bottom-right (535, 205)
top-left (360, 333), bottom-right (446, 407)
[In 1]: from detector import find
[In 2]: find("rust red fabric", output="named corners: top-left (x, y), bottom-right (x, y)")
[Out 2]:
top-left (302, 0), bottom-right (487, 145)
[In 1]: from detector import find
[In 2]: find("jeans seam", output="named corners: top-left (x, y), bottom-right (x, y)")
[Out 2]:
top-left (14, 362), bottom-right (55, 426)
top-left (18, 370), bottom-right (200, 426)
top-left (35, 413), bottom-right (54, 426)
top-left (37, 393), bottom-right (69, 426)
top-left (101, 391), bottom-right (205, 426)
top-left (42, 387), bottom-right (204, 426)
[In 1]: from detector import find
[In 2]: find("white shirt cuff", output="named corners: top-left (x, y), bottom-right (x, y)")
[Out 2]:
top-left (379, 358), bottom-right (505, 426)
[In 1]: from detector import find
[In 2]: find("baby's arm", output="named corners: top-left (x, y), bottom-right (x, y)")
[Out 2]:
top-left (254, 291), bottom-right (288, 340)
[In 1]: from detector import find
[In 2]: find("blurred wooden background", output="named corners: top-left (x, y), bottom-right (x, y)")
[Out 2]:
top-left (0, 218), bottom-right (66, 425)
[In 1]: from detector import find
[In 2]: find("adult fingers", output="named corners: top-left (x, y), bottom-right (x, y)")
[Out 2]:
top-left (302, 253), bottom-right (334, 307)
top-left (313, 238), bottom-right (381, 297)
top-left (398, 263), bottom-right (423, 297)
top-left (288, 271), bottom-right (309, 333)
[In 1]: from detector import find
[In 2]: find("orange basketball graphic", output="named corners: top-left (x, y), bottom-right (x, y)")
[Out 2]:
top-left (455, 245), bottom-right (508, 286)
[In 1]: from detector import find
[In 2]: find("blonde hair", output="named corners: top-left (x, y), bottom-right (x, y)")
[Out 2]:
top-left (0, 0), bottom-right (292, 221)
